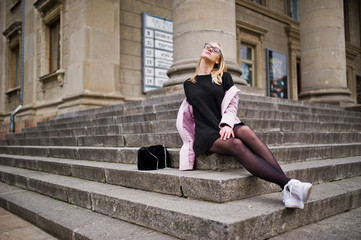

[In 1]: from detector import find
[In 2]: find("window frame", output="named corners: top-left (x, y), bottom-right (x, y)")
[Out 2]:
top-left (11, 46), bottom-right (21, 89)
top-left (48, 18), bottom-right (61, 73)
top-left (240, 44), bottom-right (255, 87)
top-left (252, 0), bottom-right (265, 6)
top-left (286, 0), bottom-right (299, 21)
top-left (34, 0), bottom-right (65, 91)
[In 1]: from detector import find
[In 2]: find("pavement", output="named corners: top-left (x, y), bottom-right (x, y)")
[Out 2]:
top-left (0, 207), bottom-right (55, 240)
top-left (0, 206), bottom-right (360, 240)
top-left (270, 207), bottom-right (361, 240)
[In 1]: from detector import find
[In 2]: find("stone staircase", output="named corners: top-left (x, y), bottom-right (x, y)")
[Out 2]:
top-left (0, 91), bottom-right (360, 239)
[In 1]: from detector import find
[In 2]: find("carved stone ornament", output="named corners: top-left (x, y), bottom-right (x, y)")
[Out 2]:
top-left (39, 69), bottom-right (65, 91)
top-left (2, 21), bottom-right (22, 41)
top-left (33, 0), bottom-right (63, 17)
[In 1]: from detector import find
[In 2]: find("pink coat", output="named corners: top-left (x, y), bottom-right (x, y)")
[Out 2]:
top-left (176, 86), bottom-right (241, 170)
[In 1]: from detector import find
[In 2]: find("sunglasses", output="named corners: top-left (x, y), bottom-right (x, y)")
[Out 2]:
top-left (204, 43), bottom-right (221, 54)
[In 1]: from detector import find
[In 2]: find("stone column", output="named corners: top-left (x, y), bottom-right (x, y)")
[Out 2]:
top-left (298, 0), bottom-right (353, 104)
top-left (164, 0), bottom-right (245, 89)
top-left (60, 0), bottom-right (123, 113)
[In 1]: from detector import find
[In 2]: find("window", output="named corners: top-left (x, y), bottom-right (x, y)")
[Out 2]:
top-left (49, 19), bottom-right (61, 73)
top-left (2, 21), bottom-right (22, 90)
top-left (240, 44), bottom-right (255, 86)
top-left (287, 0), bottom-right (299, 21)
top-left (11, 46), bottom-right (20, 89)
top-left (252, 0), bottom-right (265, 5)
top-left (297, 58), bottom-right (301, 94)
top-left (34, 0), bottom-right (65, 90)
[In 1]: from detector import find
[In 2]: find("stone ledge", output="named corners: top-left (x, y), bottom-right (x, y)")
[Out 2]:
top-left (0, 183), bottom-right (175, 240)
top-left (0, 155), bottom-right (360, 203)
top-left (0, 171), bottom-right (360, 239)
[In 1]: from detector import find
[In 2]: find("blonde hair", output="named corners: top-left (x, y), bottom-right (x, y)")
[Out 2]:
top-left (189, 42), bottom-right (227, 85)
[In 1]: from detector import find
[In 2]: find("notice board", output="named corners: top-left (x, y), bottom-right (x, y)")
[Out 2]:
top-left (142, 13), bottom-right (173, 93)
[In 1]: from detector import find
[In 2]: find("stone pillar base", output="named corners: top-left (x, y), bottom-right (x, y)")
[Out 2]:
top-left (299, 88), bottom-right (354, 104)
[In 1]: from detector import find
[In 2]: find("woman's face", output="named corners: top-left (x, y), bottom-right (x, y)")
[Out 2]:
top-left (201, 42), bottom-right (221, 65)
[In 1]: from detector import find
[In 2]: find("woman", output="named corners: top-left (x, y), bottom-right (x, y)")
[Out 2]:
top-left (176, 42), bottom-right (312, 209)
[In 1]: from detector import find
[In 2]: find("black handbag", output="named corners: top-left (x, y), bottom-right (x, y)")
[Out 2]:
top-left (137, 145), bottom-right (170, 170)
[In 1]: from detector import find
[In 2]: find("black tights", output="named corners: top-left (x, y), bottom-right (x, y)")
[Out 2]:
top-left (209, 125), bottom-right (290, 189)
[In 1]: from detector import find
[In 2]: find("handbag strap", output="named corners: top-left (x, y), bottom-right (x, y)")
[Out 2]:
top-left (146, 147), bottom-right (159, 169)
top-left (162, 144), bottom-right (169, 169)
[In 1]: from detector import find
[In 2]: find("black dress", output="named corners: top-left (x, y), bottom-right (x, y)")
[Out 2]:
top-left (184, 72), bottom-right (234, 156)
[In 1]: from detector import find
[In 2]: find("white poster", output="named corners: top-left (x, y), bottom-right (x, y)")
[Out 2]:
top-left (142, 13), bottom-right (173, 93)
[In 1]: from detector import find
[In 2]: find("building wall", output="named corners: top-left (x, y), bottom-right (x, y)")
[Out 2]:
top-left (346, 0), bottom-right (361, 102)
top-left (0, 1), bottom-right (6, 120)
top-left (235, 0), bottom-right (300, 98)
top-left (0, 0), bottom-right (360, 138)
top-left (118, 0), bottom-right (172, 100)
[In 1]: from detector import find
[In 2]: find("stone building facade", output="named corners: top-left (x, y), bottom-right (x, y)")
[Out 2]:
top-left (0, 0), bottom-right (360, 138)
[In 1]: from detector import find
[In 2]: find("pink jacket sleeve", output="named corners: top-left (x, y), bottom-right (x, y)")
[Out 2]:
top-left (176, 99), bottom-right (196, 170)
top-left (219, 86), bottom-right (241, 128)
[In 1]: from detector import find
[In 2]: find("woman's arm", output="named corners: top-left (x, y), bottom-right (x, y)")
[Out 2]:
top-left (219, 91), bottom-right (240, 129)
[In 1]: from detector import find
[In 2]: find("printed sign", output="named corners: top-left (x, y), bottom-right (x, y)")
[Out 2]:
top-left (266, 49), bottom-right (288, 99)
top-left (142, 13), bottom-right (173, 93)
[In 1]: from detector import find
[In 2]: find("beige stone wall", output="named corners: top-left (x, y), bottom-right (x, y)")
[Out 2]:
top-left (33, 0), bottom-right (123, 116)
top-left (0, 1), bottom-right (6, 119)
top-left (21, 0), bottom-right (35, 118)
top-left (2, 0), bottom-right (22, 113)
top-left (235, 0), bottom-right (297, 94)
top-left (266, 0), bottom-right (287, 14)
top-left (119, 0), bottom-right (172, 100)
top-left (346, 0), bottom-right (361, 103)
top-left (5, 0), bottom-right (21, 26)
top-left (0, 0), bottom-right (360, 138)
top-left (33, 0), bottom-right (68, 116)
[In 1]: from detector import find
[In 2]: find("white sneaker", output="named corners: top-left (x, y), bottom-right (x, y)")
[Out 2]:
top-left (282, 185), bottom-right (304, 209)
top-left (282, 179), bottom-right (312, 209)
top-left (288, 179), bottom-right (313, 202)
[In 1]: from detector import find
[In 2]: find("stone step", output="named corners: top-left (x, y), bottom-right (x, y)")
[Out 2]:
top-left (245, 118), bottom-right (361, 133)
top-left (238, 108), bottom-right (361, 123)
top-left (31, 94), bottom-right (361, 130)
top-left (52, 92), bottom-right (186, 121)
top-left (238, 93), bottom-right (345, 110)
top-left (25, 108), bottom-right (361, 135)
top-left (269, 206), bottom-right (361, 240)
top-left (0, 183), bottom-right (177, 240)
top-left (38, 101), bottom-right (182, 127)
top-left (0, 154), bottom-right (359, 203)
top-left (13, 100), bottom-right (361, 134)
top-left (1, 143), bottom-right (361, 170)
top-left (0, 145), bottom-right (173, 165)
top-left (0, 167), bottom-right (360, 239)
top-left (47, 100), bottom-right (358, 127)
top-left (54, 92), bottom-right (348, 122)
top-left (10, 117), bottom-right (361, 145)
top-left (38, 101), bottom-right (361, 128)
top-left (9, 120), bottom-right (176, 139)
top-left (22, 109), bottom-right (179, 133)
top-left (50, 92), bottom-right (358, 125)
top-left (3, 131), bottom-right (361, 149)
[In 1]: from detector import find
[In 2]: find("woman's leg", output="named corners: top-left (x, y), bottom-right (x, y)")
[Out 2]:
top-left (233, 125), bottom-right (285, 175)
top-left (209, 137), bottom-right (290, 189)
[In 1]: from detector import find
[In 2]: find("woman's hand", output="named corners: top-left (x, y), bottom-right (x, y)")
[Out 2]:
top-left (219, 125), bottom-right (234, 140)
